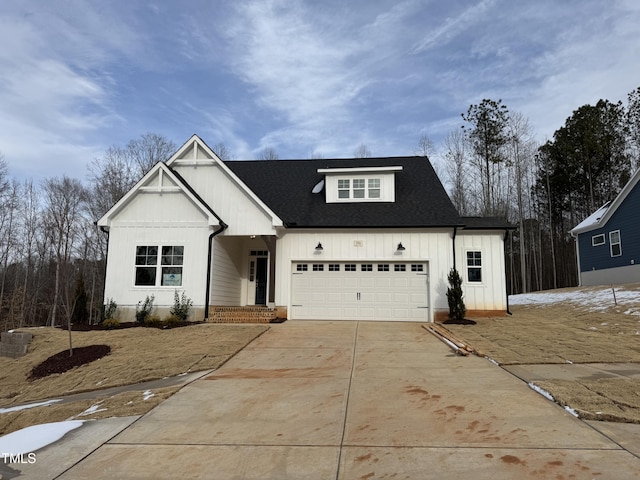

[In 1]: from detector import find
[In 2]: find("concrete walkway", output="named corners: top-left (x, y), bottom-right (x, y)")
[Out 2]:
top-left (14, 321), bottom-right (640, 479)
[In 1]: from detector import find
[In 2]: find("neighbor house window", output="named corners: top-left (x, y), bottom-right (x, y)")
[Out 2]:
top-left (135, 245), bottom-right (183, 286)
top-left (161, 246), bottom-right (183, 286)
top-left (135, 246), bottom-right (158, 286)
top-left (467, 251), bottom-right (482, 282)
top-left (592, 234), bottom-right (605, 246)
top-left (610, 230), bottom-right (622, 257)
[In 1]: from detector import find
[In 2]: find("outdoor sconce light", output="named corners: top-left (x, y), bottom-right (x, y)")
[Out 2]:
top-left (315, 242), bottom-right (324, 251)
top-left (396, 242), bottom-right (406, 252)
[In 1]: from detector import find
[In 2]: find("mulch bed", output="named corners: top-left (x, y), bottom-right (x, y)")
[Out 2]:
top-left (442, 318), bottom-right (477, 325)
top-left (29, 345), bottom-right (111, 380)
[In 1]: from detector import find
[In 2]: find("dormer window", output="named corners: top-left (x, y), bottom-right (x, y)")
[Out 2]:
top-left (319, 166), bottom-right (402, 203)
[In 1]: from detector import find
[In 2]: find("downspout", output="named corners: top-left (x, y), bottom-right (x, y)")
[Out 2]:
top-left (452, 226), bottom-right (458, 271)
top-left (204, 222), bottom-right (228, 320)
top-left (504, 229), bottom-right (512, 315)
top-left (98, 223), bottom-right (109, 322)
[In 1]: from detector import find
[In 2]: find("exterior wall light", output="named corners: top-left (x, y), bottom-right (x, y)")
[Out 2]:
top-left (396, 242), bottom-right (406, 252)
top-left (315, 242), bottom-right (324, 251)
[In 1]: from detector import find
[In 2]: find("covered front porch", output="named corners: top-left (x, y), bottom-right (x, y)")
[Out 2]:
top-left (206, 234), bottom-right (285, 322)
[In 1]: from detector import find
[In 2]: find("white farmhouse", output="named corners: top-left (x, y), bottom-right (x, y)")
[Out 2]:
top-left (98, 135), bottom-right (512, 323)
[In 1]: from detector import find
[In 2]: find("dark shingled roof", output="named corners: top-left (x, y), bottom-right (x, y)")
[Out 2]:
top-left (459, 216), bottom-right (515, 230)
top-left (226, 156), bottom-right (464, 228)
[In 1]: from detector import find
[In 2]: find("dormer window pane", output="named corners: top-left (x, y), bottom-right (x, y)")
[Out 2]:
top-left (368, 178), bottom-right (380, 198)
top-left (353, 179), bottom-right (365, 198)
top-left (338, 179), bottom-right (350, 198)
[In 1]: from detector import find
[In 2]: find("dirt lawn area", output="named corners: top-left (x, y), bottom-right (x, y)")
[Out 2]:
top-left (0, 324), bottom-right (268, 436)
top-left (444, 283), bottom-right (640, 423)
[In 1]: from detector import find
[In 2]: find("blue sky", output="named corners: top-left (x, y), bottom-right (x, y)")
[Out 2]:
top-left (1, 0), bottom-right (639, 181)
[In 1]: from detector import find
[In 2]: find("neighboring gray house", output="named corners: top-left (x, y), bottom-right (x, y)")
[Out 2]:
top-left (570, 168), bottom-right (640, 286)
top-left (98, 135), bottom-right (513, 323)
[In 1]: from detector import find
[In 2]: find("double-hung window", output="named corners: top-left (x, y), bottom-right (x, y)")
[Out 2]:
top-left (135, 246), bottom-right (158, 286)
top-left (467, 251), bottom-right (482, 282)
top-left (161, 246), bottom-right (184, 286)
top-left (135, 245), bottom-right (184, 286)
top-left (609, 230), bottom-right (622, 257)
top-left (336, 177), bottom-right (381, 200)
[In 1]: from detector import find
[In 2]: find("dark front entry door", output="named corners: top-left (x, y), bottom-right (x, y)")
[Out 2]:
top-left (255, 257), bottom-right (268, 305)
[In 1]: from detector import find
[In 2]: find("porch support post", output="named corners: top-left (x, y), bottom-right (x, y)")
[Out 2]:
top-left (261, 235), bottom-right (277, 305)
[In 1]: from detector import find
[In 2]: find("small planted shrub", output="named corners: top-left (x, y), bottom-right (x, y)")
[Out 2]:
top-left (102, 318), bottom-right (121, 330)
top-left (446, 268), bottom-right (466, 321)
top-left (164, 314), bottom-right (185, 328)
top-left (170, 290), bottom-right (193, 322)
top-left (136, 295), bottom-right (155, 323)
top-left (104, 298), bottom-right (118, 321)
top-left (143, 314), bottom-right (163, 328)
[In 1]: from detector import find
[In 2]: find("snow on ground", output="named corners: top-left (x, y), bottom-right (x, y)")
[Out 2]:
top-left (77, 403), bottom-right (108, 417)
top-left (0, 399), bottom-right (62, 414)
top-left (0, 421), bottom-right (83, 455)
top-left (510, 285), bottom-right (640, 313)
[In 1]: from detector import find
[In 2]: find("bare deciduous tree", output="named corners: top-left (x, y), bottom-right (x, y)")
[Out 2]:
top-left (353, 144), bottom-right (372, 158)
top-left (259, 147), bottom-right (280, 160)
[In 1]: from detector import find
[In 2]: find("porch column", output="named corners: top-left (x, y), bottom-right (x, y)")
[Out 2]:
top-left (261, 235), bottom-right (277, 305)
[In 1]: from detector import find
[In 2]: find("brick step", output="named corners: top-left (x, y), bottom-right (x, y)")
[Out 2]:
top-left (206, 306), bottom-right (277, 324)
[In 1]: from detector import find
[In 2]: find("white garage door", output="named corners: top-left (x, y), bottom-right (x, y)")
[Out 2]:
top-left (291, 262), bottom-right (429, 321)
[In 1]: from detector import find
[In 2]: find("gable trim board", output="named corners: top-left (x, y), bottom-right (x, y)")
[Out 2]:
top-left (99, 135), bottom-right (513, 323)
top-left (570, 168), bottom-right (640, 286)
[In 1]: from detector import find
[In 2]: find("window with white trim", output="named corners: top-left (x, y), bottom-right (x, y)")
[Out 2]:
top-left (610, 230), bottom-right (622, 257)
top-left (592, 234), bottom-right (605, 246)
top-left (135, 245), bottom-right (183, 286)
top-left (161, 246), bottom-right (183, 286)
top-left (467, 251), bottom-right (482, 282)
top-left (336, 177), bottom-right (382, 200)
top-left (338, 179), bottom-right (350, 199)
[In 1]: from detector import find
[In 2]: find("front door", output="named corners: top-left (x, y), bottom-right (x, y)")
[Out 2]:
top-left (254, 257), bottom-right (268, 305)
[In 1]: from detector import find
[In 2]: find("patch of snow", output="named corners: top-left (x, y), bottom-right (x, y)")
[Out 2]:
top-left (601, 323), bottom-right (608, 326)
top-left (510, 286), bottom-right (640, 314)
top-left (0, 399), bottom-right (62, 414)
top-left (7, 329), bottom-right (13, 333)
top-left (78, 403), bottom-right (108, 417)
top-left (565, 359), bottom-right (573, 364)
top-left (143, 390), bottom-right (154, 401)
top-left (96, 378), bottom-right (108, 386)
top-left (589, 327), bottom-right (597, 330)
top-left (0, 420), bottom-right (83, 455)
top-left (564, 406), bottom-right (579, 417)
top-left (528, 382), bottom-right (555, 402)
top-left (485, 357), bottom-right (500, 366)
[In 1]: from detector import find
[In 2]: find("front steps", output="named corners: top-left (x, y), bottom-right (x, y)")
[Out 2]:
top-left (206, 306), bottom-right (280, 324)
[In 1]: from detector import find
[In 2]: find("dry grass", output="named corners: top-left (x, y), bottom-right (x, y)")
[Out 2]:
top-left (444, 284), bottom-right (640, 423)
top-left (0, 323), bottom-right (268, 435)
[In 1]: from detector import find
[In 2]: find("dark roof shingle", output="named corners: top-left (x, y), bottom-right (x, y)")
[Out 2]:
top-left (226, 156), bottom-right (462, 228)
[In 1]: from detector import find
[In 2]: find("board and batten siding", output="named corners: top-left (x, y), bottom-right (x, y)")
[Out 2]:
top-left (172, 163), bottom-right (277, 236)
top-left (103, 188), bottom-right (213, 322)
top-left (210, 236), bottom-right (243, 305)
top-left (275, 229), bottom-right (454, 322)
top-left (455, 231), bottom-right (507, 311)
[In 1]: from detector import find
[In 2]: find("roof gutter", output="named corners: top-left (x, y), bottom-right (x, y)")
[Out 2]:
top-left (204, 222), bottom-right (228, 320)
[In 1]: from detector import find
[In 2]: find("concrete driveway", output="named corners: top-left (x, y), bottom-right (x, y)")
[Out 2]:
top-left (24, 321), bottom-right (640, 478)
